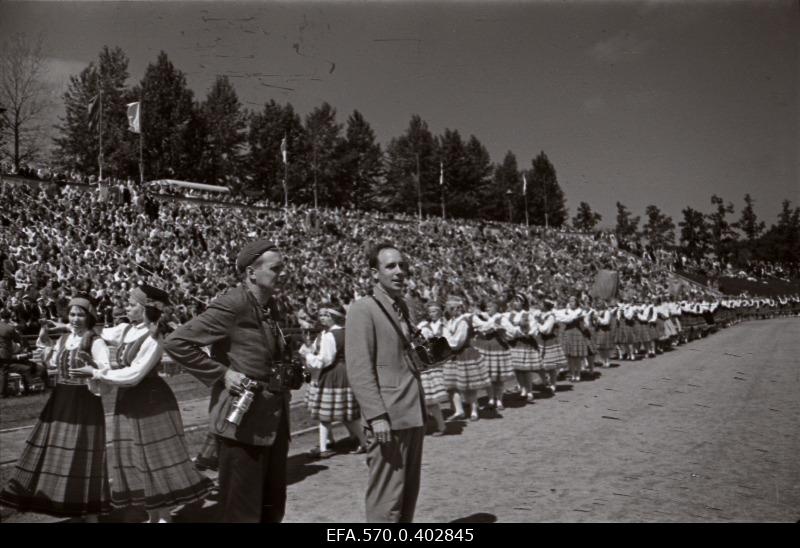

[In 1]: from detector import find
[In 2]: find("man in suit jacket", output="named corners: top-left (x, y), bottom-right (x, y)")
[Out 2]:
top-left (346, 242), bottom-right (426, 523)
top-left (163, 238), bottom-right (290, 523)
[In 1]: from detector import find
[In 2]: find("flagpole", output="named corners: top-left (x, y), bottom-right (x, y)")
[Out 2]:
top-left (543, 177), bottom-right (549, 229)
top-left (138, 100), bottom-right (144, 184)
top-left (524, 188), bottom-right (530, 229)
top-left (440, 161), bottom-right (445, 220)
top-left (415, 152), bottom-right (421, 221)
top-left (98, 90), bottom-right (103, 181)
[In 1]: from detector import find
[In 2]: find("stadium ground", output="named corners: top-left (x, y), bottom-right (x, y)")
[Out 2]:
top-left (2, 318), bottom-right (798, 523)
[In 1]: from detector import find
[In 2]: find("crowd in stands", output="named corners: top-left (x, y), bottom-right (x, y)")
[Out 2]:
top-left (2, 176), bottom-right (687, 332)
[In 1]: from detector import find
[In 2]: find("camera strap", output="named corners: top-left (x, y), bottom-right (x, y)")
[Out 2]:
top-left (371, 296), bottom-right (422, 377)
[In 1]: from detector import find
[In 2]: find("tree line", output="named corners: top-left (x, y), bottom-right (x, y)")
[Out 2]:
top-left (2, 39), bottom-right (797, 268)
top-left (44, 47), bottom-right (568, 225)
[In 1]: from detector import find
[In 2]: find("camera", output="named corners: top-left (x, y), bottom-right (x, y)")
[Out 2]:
top-left (266, 358), bottom-right (310, 393)
top-left (225, 377), bottom-right (259, 427)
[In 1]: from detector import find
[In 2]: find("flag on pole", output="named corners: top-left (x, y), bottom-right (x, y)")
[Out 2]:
top-left (522, 173), bottom-right (527, 194)
top-left (126, 102), bottom-right (141, 133)
top-left (280, 135), bottom-right (288, 164)
top-left (439, 162), bottom-right (444, 186)
top-left (87, 93), bottom-right (101, 129)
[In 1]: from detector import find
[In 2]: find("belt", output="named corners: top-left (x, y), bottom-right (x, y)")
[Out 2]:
top-left (56, 377), bottom-right (91, 386)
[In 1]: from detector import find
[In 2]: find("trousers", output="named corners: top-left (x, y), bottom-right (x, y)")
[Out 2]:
top-left (216, 411), bottom-right (289, 522)
top-left (365, 426), bottom-right (425, 523)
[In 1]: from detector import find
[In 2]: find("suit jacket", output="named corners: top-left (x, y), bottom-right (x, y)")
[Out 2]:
top-left (345, 283), bottom-right (425, 431)
top-left (163, 284), bottom-right (289, 447)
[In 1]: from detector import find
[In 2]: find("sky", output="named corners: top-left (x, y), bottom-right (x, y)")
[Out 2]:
top-left (1, 0), bottom-right (797, 228)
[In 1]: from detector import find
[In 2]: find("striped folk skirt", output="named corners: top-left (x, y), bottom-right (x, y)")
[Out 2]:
top-left (662, 318), bottom-right (679, 338)
top-left (540, 336), bottom-right (567, 371)
top-left (615, 320), bottom-right (637, 345)
top-left (594, 326), bottom-right (615, 351)
top-left (109, 375), bottom-right (213, 511)
top-left (634, 321), bottom-right (652, 343)
top-left (509, 340), bottom-right (542, 372)
top-left (442, 346), bottom-right (490, 392)
top-left (420, 367), bottom-right (449, 406)
top-left (472, 337), bottom-right (513, 381)
top-left (305, 359), bottom-right (360, 422)
top-left (0, 384), bottom-right (112, 517)
top-left (562, 326), bottom-right (594, 358)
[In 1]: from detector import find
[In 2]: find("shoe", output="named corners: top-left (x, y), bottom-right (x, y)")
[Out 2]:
top-left (526, 393), bottom-right (535, 403)
top-left (496, 401), bottom-right (505, 411)
top-left (431, 430), bottom-right (446, 437)
top-left (307, 446), bottom-right (323, 458)
top-left (547, 385), bottom-right (556, 395)
top-left (449, 412), bottom-right (465, 421)
top-left (469, 412), bottom-right (479, 421)
top-left (350, 445), bottom-right (367, 455)
top-left (319, 449), bottom-right (336, 459)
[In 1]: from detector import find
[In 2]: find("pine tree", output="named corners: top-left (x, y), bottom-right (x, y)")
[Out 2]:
top-left (642, 204), bottom-right (675, 249)
top-left (200, 75), bottom-right (247, 185)
top-left (382, 115), bottom-right (437, 215)
top-left (340, 110), bottom-right (383, 210)
top-left (246, 100), bottom-right (305, 203)
top-left (679, 206), bottom-right (709, 261)
top-left (140, 51), bottom-right (194, 180)
top-left (572, 201), bottom-right (602, 231)
top-left (707, 194), bottom-right (737, 261)
top-left (615, 202), bottom-right (640, 245)
top-left (487, 151), bottom-right (520, 223)
top-left (527, 151), bottom-right (567, 227)
top-left (734, 193), bottom-right (766, 242)
top-left (304, 102), bottom-right (344, 208)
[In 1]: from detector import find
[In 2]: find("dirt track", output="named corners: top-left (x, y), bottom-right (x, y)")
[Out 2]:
top-left (3, 318), bottom-right (799, 522)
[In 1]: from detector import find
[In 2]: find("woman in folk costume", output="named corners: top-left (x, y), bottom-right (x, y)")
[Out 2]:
top-left (442, 296), bottom-right (489, 421)
top-left (558, 294), bottom-right (593, 383)
top-left (658, 295), bottom-right (679, 351)
top-left (0, 295), bottom-right (112, 520)
top-left (642, 297), bottom-right (659, 358)
top-left (579, 293), bottom-right (599, 376)
top-left (471, 298), bottom-right (514, 411)
top-left (593, 299), bottom-right (615, 368)
top-left (632, 299), bottom-right (652, 357)
top-left (300, 303), bottom-right (368, 457)
top-left (70, 284), bottom-right (213, 523)
top-left (416, 302), bottom-right (449, 436)
top-left (504, 293), bottom-right (540, 404)
top-left (535, 298), bottom-right (566, 394)
top-left (615, 299), bottom-right (638, 360)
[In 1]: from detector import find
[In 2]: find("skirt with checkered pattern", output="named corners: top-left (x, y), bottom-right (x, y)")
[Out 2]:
top-left (442, 346), bottom-right (490, 392)
top-left (420, 367), bottom-right (449, 405)
top-left (634, 321), bottom-right (652, 343)
top-left (615, 320), bottom-right (637, 345)
top-left (540, 335), bottom-right (567, 371)
top-left (0, 384), bottom-right (112, 517)
top-left (305, 359), bottom-right (360, 422)
top-left (509, 339), bottom-right (541, 372)
top-left (562, 326), bottom-right (594, 357)
top-left (594, 325), bottom-right (615, 351)
top-left (109, 375), bottom-right (214, 511)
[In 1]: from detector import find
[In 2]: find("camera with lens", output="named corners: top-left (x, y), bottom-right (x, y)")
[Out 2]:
top-left (225, 377), bottom-right (260, 427)
top-left (12, 352), bottom-right (33, 361)
top-left (266, 356), bottom-right (310, 393)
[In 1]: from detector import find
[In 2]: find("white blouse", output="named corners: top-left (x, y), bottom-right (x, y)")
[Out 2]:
top-left (301, 326), bottom-right (342, 370)
top-left (37, 329), bottom-right (111, 395)
top-left (444, 315), bottom-right (471, 350)
top-left (92, 323), bottom-right (163, 386)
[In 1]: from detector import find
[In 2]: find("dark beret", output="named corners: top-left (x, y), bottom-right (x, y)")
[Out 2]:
top-left (138, 283), bottom-right (171, 306)
top-left (236, 238), bottom-right (279, 273)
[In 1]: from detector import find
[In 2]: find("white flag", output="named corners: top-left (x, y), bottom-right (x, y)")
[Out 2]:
top-left (439, 162), bottom-right (444, 186)
top-left (280, 135), bottom-right (288, 164)
top-left (126, 102), bottom-right (141, 133)
top-left (522, 173), bottom-right (527, 194)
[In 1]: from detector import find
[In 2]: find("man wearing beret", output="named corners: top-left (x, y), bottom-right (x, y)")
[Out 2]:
top-left (345, 242), bottom-right (426, 522)
top-left (163, 239), bottom-right (291, 523)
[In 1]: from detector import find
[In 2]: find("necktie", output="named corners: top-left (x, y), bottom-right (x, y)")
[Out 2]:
top-left (393, 300), bottom-right (410, 338)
